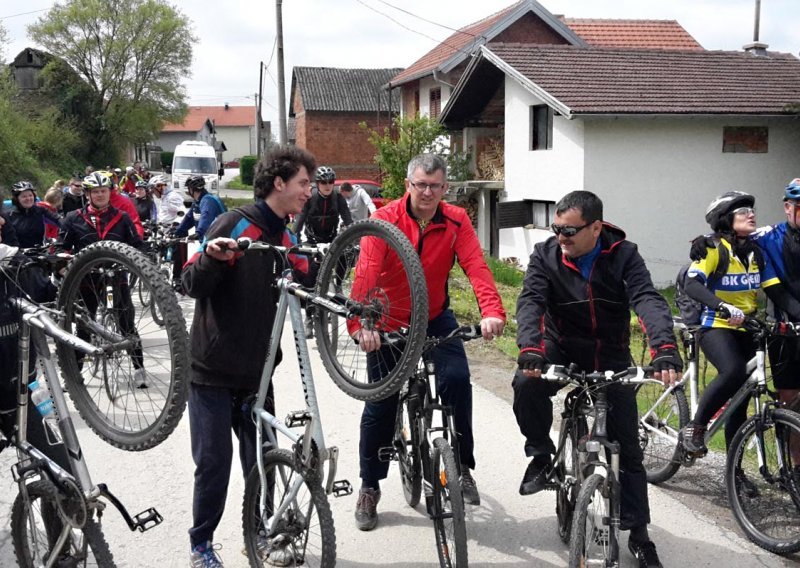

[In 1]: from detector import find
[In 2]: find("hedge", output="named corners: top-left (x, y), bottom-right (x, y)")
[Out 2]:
top-left (240, 155), bottom-right (258, 185)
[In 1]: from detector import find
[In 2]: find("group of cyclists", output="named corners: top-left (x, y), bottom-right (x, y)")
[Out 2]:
top-left (3, 144), bottom-right (800, 568)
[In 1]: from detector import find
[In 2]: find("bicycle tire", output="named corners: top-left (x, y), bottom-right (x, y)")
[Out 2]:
top-left (315, 219), bottom-right (428, 402)
top-left (636, 381), bottom-right (689, 484)
top-left (569, 473), bottom-right (615, 568)
top-left (242, 449), bottom-right (336, 567)
top-left (56, 241), bottom-right (189, 451)
top-left (555, 417), bottom-right (585, 544)
top-left (725, 408), bottom-right (800, 554)
top-left (137, 276), bottom-right (151, 308)
top-left (11, 480), bottom-right (115, 567)
top-left (395, 385), bottom-right (422, 507)
top-left (431, 437), bottom-right (468, 568)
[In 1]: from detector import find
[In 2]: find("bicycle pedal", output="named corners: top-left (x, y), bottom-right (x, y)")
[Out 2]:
top-left (378, 447), bottom-right (397, 462)
top-left (285, 411), bottom-right (312, 428)
top-left (332, 480), bottom-right (353, 497)
top-left (133, 507), bottom-right (163, 532)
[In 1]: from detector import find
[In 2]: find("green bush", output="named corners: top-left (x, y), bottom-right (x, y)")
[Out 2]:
top-left (240, 155), bottom-right (258, 185)
top-left (160, 151), bottom-right (174, 168)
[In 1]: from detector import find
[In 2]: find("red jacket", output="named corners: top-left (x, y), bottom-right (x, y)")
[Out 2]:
top-left (110, 189), bottom-right (144, 237)
top-left (348, 193), bottom-right (505, 333)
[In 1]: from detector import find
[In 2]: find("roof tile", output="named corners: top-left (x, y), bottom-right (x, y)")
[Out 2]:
top-left (291, 67), bottom-right (402, 113)
top-left (563, 18), bottom-right (703, 50)
top-left (162, 105), bottom-right (254, 132)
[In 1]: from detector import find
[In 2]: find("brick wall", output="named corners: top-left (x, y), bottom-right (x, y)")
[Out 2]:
top-left (297, 110), bottom-right (396, 181)
top-left (495, 12), bottom-right (571, 44)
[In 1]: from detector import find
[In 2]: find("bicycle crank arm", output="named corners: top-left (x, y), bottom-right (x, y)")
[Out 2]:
top-left (96, 483), bottom-right (163, 532)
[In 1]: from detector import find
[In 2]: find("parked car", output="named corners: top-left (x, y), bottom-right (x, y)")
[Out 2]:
top-left (334, 179), bottom-right (386, 209)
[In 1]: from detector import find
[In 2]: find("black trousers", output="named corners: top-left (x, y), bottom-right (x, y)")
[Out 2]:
top-left (511, 341), bottom-right (650, 531)
top-left (188, 381), bottom-right (274, 548)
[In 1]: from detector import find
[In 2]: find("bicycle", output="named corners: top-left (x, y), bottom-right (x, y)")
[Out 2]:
top-left (3, 295), bottom-right (164, 567)
top-left (54, 241), bottom-right (189, 451)
top-left (237, 218), bottom-right (428, 567)
top-left (635, 314), bottom-right (800, 553)
top-left (534, 364), bottom-right (653, 568)
top-left (381, 324), bottom-right (482, 568)
top-left (137, 220), bottom-right (187, 326)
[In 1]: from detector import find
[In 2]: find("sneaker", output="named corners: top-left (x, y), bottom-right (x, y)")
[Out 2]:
top-left (628, 538), bottom-right (663, 568)
top-left (679, 422), bottom-right (707, 456)
top-left (519, 457), bottom-right (551, 496)
top-left (190, 541), bottom-right (224, 568)
top-left (134, 368), bottom-right (148, 389)
top-left (354, 487), bottom-right (380, 531)
top-left (734, 467), bottom-right (760, 499)
top-left (461, 468), bottom-right (480, 506)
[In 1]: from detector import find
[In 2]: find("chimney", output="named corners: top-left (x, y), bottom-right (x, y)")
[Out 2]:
top-left (224, 103), bottom-right (229, 110)
top-left (743, 41), bottom-right (769, 56)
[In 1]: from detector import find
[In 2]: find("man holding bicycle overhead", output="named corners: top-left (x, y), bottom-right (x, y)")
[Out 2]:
top-left (351, 153), bottom-right (506, 530)
top-left (181, 145), bottom-right (314, 568)
top-left (514, 190), bottom-right (682, 568)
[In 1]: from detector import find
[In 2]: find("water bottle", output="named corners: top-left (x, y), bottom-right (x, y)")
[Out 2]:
top-left (28, 380), bottom-right (61, 443)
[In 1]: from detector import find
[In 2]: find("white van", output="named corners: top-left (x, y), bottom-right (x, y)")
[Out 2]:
top-left (170, 141), bottom-right (221, 195)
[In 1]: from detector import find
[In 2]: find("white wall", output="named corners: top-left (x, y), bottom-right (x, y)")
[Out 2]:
top-left (215, 126), bottom-right (255, 161)
top-left (418, 75), bottom-right (453, 117)
top-left (583, 115), bottom-right (800, 285)
top-left (499, 77), bottom-right (585, 262)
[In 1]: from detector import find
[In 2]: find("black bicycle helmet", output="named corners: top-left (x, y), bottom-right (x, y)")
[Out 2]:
top-left (185, 175), bottom-right (206, 193)
top-left (11, 181), bottom-right (35, 197)
top-left (705, 191), bottom-right (755, 232)
top-left (785, 178), bottom-right (800, 202)
top-left (315, 166), bottom-right (336, 183)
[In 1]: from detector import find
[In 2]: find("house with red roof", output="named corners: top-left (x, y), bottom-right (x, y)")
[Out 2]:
top-left (158, 104), bottom-right (260, 163)
top-left (439, 43), bottom-right (800, 284)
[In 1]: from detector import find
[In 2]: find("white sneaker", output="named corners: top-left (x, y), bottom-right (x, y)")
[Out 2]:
top-left (134, 368), bottom-right (148, 388)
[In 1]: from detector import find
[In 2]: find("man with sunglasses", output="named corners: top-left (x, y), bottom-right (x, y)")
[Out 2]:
top-left (350, 153), bottom-right (506, 530)
top-left (514, 190), bottom-right (682, 568)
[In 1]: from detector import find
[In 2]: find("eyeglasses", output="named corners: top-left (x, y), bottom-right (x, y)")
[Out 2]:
top-left (409, 180), bottom-right (445, 193)
top-left (550, 222), bottom-right (593, 237)
top-left (70, 183), bottom-right (82, 188)
top-left (732, 207), bottom-right (755, 217)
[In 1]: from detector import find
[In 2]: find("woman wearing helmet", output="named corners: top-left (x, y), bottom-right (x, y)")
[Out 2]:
top-left (680, 191), bottom-right (800, 457)
top-left (149, 174), bottom-right (184, 225)
top-left (133, 180), bottom-right (157, 223)
top-left (7, 181), bottom-right (63, 249)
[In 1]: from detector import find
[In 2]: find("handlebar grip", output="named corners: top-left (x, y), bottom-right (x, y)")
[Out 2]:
top-left (236, 237), bottom-right (253, 251)
top-left (461, 324), bottom-right (482, 339)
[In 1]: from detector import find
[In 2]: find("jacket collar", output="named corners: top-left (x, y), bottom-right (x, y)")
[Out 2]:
top-left (402, 192), bottom-right (445, 225)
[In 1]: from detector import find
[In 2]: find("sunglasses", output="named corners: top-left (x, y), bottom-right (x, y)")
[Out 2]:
top-left (732, 207), bottom-right (755, 217)
top-left (550, 221), bottom-right (594, 237)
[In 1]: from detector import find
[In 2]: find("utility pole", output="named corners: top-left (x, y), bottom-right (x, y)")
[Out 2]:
top-left (276, 0), bottom-right (288, 144)
top-left (753, 0), bottom-right (761, 41)
top-left (257, 61), bottom-right (264, 157)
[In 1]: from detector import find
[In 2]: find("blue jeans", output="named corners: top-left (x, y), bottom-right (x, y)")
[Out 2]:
top-left (359, 310), bottom-right (474, 488)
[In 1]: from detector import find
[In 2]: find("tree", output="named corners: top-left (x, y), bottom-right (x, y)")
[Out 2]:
top-left (0, 21), bottom-right (8, 62)
top-left (28, 0), bottom-right (196, 163)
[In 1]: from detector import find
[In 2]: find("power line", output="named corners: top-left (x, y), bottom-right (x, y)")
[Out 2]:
top-left (0, 7), bottom-right (50, 20)
top-left (376, 0), bottom-right (478, 38)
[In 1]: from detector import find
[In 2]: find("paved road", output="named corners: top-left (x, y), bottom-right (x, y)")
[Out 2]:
top-left (1, 296), bottom-right (798, 566)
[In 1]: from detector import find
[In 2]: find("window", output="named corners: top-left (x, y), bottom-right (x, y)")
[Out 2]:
top-left (530, 105), bottom-right (553, 151)
top-left (497, 199), bottom-right (555, 229)
top-left (429, 88), bottom-right (441, 119)
top-left (723, 126), bottom-right (768, 153)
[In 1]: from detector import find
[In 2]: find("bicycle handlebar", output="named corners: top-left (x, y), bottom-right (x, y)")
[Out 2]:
top-left (540, 364), bottom-right (654, 386)
top-left (11, 297), bottom-right (103, 356)
top-left (236, 237), bottom-right (328, 257)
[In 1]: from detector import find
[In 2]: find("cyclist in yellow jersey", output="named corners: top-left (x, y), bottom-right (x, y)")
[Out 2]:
top-left (680, 191), bottom-right (800, 457)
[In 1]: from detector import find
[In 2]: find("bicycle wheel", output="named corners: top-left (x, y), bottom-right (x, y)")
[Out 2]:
top-left (315, 219), bottom-right (428, 402)
top-left (242, 449), bottom-right (336, 567)
top-left (395, 384), bottom-right (422, 507)
top-left (726, 408), bottom-right (800, 554)
top-left (569, 473), bottom-right (614, 568)
top-left (137, 275), bottom-right (151, 308)
top-left (636, 381), bottom-right (689, 484)
top-left (431, 437), bottom-right (468, 568)
top-left (11, 480), bottom-right (115, 567)
top-left (56, 241), bottom-right (189, 451)
top-left (555, 417), bottom-right (585, 544)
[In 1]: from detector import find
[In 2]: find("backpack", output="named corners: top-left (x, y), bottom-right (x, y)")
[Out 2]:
top-left (674, 244), bottom-right (730, 325)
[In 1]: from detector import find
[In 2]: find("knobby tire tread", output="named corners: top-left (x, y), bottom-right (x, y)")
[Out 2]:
top-left (397, 393), bottom-right (422, 507)
top-left (569, 473), bottom-right (612, 568)
top-left (432, 437), bottom-right (468, 568)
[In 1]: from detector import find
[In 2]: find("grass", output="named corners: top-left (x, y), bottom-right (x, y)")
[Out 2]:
top-left (221, 196), bottom-right (254, 209)
top-left (226, 175), bottom-right (252, 191)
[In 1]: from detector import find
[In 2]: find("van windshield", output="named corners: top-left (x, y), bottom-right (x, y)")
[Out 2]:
top-left (173, 156), bottom-right (216, 174)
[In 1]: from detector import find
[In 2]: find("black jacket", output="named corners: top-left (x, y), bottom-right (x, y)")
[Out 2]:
top-left (60, 205), bottom-right (143, 253)
top-left (182, 202), bottom-right (309, 390)
top-left (516, 223), bottom-right (676, 372)
top-left (8, 205), bottom-right (62, 248)
top-left (293, 190), bottom-right (352, 244)
top-left (61, 191), bottom-right (86, 215)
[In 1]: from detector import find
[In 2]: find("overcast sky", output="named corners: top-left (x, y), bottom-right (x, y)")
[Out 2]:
top-left (2, 0), bottom-right (798, 129)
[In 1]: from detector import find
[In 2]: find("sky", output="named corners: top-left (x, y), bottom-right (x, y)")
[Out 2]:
top-left (1, 0), bottom-right (798, 130)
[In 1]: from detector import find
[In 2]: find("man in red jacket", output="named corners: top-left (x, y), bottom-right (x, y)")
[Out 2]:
top-left (350, 153), bottom-right (506, 530)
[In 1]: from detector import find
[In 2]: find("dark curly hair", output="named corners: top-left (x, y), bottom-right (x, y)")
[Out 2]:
top-left (253, 145), bottom-right (317, 199)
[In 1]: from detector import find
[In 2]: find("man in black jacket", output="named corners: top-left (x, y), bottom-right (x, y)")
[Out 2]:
top-left (181, 145), bottom-right (315, 567)
top-left (513, 191), bottom-right (682, 568)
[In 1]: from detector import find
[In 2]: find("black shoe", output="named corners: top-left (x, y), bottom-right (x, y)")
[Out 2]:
top-left (628, 538), bottom-right (663, 568)
top-left (734, 467), bottom-right (760, 499)
top-left (519, 457), bottom-right (551, 496)
top-left (461, 468), bottom-right (480, 506)
top-left (679, 422), bottom-right (707, 457)
top-left (354, 487), bottom-right (380, 531)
